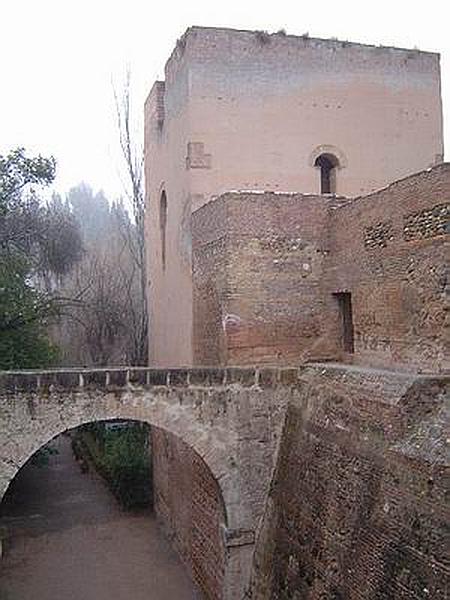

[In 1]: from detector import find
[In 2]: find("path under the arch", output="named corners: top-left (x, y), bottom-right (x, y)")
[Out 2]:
top-left (0, 435), bottom-right (199, 600)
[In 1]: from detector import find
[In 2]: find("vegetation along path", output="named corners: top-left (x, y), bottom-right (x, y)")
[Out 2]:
top-left (0, 434), bottom-right (198, 600)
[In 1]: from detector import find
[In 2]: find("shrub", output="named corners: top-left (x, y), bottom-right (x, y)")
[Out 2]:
top-left (76, 422), bottom-right (152, 510)
top-left (102, 425), bottom-right (152, 509)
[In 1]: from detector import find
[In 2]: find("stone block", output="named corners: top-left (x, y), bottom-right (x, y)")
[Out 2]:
top-left (0, 374), bottom-right (17, 393)
top-left (258, 368), bottom-right (279, 388)
top-left (279, 368), bottom-right (301, 387)
top-left (225, 368), bottom-right (257, 387)
top-left (189, 368), bottom-right (225, 386)
top-left (83, 370), bottom-right (107, 388)
top-left (107, 369), bottom-right (128, 387)
top-left (168, 369), bottom-right (189, 386)
top-left (225, 528), bottom-right (255, 547)
top-left (147, 370), bottom-right (168, 386)
top-left (39, 371), bottom-right (80, 391)
top-left (128, 369), bottom-right (148, 386)
top-left (13, 374), bottom-right (38, 393)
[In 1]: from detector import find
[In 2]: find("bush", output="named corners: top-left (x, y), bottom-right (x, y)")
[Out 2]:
top-left (102, 425), bottom-right (152, 509)
top-left (76, 422), bottom-right (152, 510)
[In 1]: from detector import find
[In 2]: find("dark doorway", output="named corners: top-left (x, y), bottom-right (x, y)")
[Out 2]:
top-left (334, 292), bottom-right (355, 353)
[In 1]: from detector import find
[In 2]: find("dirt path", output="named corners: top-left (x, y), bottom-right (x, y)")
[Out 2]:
top-left (0, 435), bottom-right (199, 600)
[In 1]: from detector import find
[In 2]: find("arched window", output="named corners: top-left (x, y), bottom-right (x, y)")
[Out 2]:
top-left (159, 191), bottom-right (167, 270)
top-left (315, 153), bottom-right (339, 194)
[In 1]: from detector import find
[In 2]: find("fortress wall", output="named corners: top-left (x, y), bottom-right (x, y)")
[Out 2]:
top-left (152, 426), bottom-right (226, 599)
top-left (192, 192), bottom-right (339, 365)
top-left (327, 163), bottom-right (450, 372)
top-left (191, 165), bottom-right (449, 370)
top-left (249, 366), bottom-right (449, 599)
top-left (145, 26), bottom-right (445, 368)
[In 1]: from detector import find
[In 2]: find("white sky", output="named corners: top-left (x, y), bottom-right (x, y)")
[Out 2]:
top-left (1, 0), bottom-right (448, 201)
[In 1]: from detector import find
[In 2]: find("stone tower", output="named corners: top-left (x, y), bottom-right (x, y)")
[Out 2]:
top-left (144, 26), bottom-right (444, 367)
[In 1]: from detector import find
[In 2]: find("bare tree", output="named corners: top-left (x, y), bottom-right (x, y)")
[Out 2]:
top-left (46, 184), bottom-right (147, 368)
top-left (113, 70), bottom-right (148, 365)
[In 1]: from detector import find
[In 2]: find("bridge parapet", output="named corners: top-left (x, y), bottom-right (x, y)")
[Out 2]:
top-left (0, 365), bottom-right (304, 394)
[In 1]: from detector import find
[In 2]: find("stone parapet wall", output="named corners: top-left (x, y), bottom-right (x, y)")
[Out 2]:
top-left (0, 365), bottom-right (318, 393)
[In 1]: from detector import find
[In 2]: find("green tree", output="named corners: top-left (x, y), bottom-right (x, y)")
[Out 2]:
top-left (0, 148), bottom-right (82, 369)
top-left (0, 255), bottom-right (57, 368)
top-left (0, 147), bottom-right (55, 215)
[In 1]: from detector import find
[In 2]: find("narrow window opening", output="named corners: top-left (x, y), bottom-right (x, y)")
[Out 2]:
top-left (334, 292), bottom-right (355, 353)
top-left (315, 153), bottom-right (339, 194)
top-left (159, 191), bottom-right (167, 270)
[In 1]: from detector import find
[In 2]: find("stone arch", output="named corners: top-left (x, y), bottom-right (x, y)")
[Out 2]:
top-left (1, 415), bottom-right (228, 523)
top-left (309, 145), bottom-right (347, 194)
top-left (0, 389), bottom-right (237, 529)
top-left (309, 144), bottom-right (348, 169)
top-left (0, 367), bottom-right (286, 599)
top-left (0, 390), bottom-right (240, 598)
top-left (1, 409), bottom-right (231, 599)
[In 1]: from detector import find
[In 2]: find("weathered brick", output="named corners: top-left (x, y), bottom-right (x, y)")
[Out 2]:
top-left (192, 165), bottom-right (449, 374)
top-left (249, 370), bottom-right (449, 600)
top-left (152, 428), bottom-right (226, 600)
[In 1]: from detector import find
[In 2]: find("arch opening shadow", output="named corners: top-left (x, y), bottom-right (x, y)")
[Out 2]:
top-left (0, 418), bottom-right (227, 600)
top-left (315, 152), bottom-right (340, 194)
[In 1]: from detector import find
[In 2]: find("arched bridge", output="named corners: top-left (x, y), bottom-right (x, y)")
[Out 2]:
top-left (0, 365), bottom-right (298, 599)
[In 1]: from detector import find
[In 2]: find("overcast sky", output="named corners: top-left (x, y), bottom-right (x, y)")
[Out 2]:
top-left (1, 0), bottom-right (448, 201)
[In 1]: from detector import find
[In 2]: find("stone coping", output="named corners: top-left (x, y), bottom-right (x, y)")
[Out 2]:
top-left (0, 366), bottom-right (296, 393)
top-left (0, 363), bottom-right (446, 394)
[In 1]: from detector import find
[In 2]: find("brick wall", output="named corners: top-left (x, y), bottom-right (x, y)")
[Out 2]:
top-left (192, 192), bottom-right (342, 366)
top-left (192, 196), bottom-right (228, 365)
top-left (192, 164), bottom-right (449, 371)
top-left (248, 366), bottom-right (449, 599)
top-left (327, 163), bottom-right (450, 372)
top-left (152, 427), bottom-right (226, 599)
